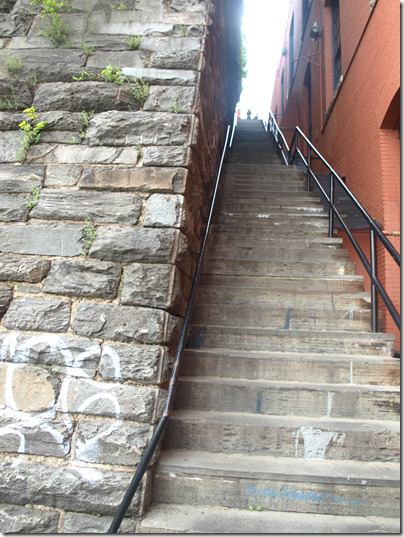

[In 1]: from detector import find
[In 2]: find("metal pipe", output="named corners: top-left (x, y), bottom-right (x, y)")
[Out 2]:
top-left (107, 125), bottom-right (232, 534)
top-left (370, 229), bottom-right (378, 333)
top-left (307, 146), bottom-right (311, 191)
top-left (329, 172), bottom-right (334, 238)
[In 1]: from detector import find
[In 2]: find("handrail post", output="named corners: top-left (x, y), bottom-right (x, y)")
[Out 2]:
top-left (370, 229), bottom-right (378, 332)
top-left (307, 146), bottom-right (311, 191)
top-left (294, 131), bottom-right (298, 167)
top-left (329, 172), bottom-right (334, 238)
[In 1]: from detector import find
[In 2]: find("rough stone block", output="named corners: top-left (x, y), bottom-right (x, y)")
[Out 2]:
top-left (121, 262), bottom-right (184, 311)
top-left (143, 146), bottom-right (190, 167)
top-left (79, 166), bottom-right (187, 193)
top-left (0, 363), bottom-right (60, 412)
top-left (143, 85), bottom-right (197, 113)
top-left (0, 414), bottom-right (73, 457)
top-left (0, 48), bottom-right (86, 82)
top-left (0, 460), bottom-right (149, 515)
top-left (0, 504), bottom-right (60, 533)
top-left (86, 111), bottom-right (191, 147)
top-left (144, 194), bottom-right (190, 230)
top-left (0, 284), bottom-right (12, 316)
top-left (170, 0), bottom-right (209, 12)
top-left (16, 284), bottom-right (40, 293)
top-left (30, 190), bottom-right (142, 224)
top-left (0, 12), bottom-right (32, 37)
top-left (0, 131), bottom-right (23, 163)
top-left (99, 342), bottom-right (172, 383)
top-left (138, 36), bottom-right (202, 52)
top-left (44, 164), bottom-right (83, 186)
top-left (0, 164), bottom-right (44, 192)
top-left (150, 51), bottom-right (200, 70)
top-left (26, 143), bottom-right (140, 165)
top-left (39, 131), bottom-right (81, 143)
top-left (0, 79), bottom-right (32, 110)
top-left (87, 50), bottom-right (146, 70)
top-left (3, 297), bottom-right (71, 332)
top-left (0, 111), bottom-right (85, 132)
top-left (89, 227), bottom-right (188, 265)
top-left (122, 67), bottom-right (197, 86)
top-left (75, 419), bottom-right (153, 465)
top-left (61, 512), bottom-right (137, 534)
top-left (0, 254), bottom-right (51, 282)
top-left (72, 302), bottom-right (180, 345)
top-left (33, 82), bottom-right (141, 113)
top-left (43, 259), bottom-right (122, 299)
top-left (0, 332), bottom-right (101, 373)
top-left (0, 224), bottom-right (83, 256)
top-left (0, 193), bottom-right (29, 221)
top-left (57, 377), bottom-right (164, 422)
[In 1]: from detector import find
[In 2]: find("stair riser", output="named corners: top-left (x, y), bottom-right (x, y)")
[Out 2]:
top-left (164, 419), bottom-right (400, 463)
top-left (213, 215), bottom-right (329, 224)
top-left (174, 381), bottom-right (400, 421)
top-left (205, 246), bottom-right (349, 262)
top-left (210, 226), bottom-right (329, 237)
top-left (196, 289), bottom-right (369, 310)
top-left (191, 306), bottom-right (372, 332)
top-left (181, 351), bottom-right (400, 386)
top-left (199, 274), bottom-right (364, 293)
top-left (202, 259), bottom-right (356, 277)
top-left (153, 473), bottom-right (400, 518)
top-left (186, 328), bottom-right (395, 357)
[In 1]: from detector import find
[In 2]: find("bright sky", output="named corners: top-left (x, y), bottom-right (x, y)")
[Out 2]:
top-left (237, 0), bottom-right (291, 120)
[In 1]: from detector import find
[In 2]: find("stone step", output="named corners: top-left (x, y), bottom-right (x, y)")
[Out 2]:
top-left (137, 502), bottom-right (401, 534)
top-left (199, 273), bottom-right (365, 293)
top-left (205, 245), bottom-right (349, 262)
top-left (186, 326), bottom-right (395, 356)
top-left (215, 205), bottom-right (324, 215)
top-left (212, 213), bottom-right (329, 223)
top-left (209, 226), bottom-right (329, 237)
top-left (220, 176), bottom-right (306, 185)
top-left (164, 410), bottom-right (400, 463)
top-left (174, 376), bottom-right (400, 421)
top-left (181, 349), bottom-right (400, 386)
top-left (152, 451), bottom-right (400, 517)
top-left (208, 235), bottom-right (343, 249)
top-left (195, 287), bottom-right (370, 310)
top-left (191, 304), bottom-right (373, 332)
top-left (202, 258), bottom-right (356, 277)
top-left (210, 222), bottom-right (329, 233)
top-left (219, 184), bottom-right (307, 193)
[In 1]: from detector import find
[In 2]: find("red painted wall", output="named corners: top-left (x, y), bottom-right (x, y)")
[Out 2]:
top-left (271, 0), bottom-right (400, 350)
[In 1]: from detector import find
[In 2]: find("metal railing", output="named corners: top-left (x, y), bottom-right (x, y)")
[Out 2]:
top-left (107, 124), bottom-right (232, 533)
top-left (266, 110), bottom-right (400, 333)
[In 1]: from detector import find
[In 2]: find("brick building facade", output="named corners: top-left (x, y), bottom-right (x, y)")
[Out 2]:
top-left (271, 0), bottom-right (400, 350)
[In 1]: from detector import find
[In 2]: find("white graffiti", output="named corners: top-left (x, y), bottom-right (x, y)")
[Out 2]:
top-left (102, 345), bottom-right (121, 379)
top-left (77, 393), bottom-right (121, 419)
top-left (295, 427), bottom-right (345, 460)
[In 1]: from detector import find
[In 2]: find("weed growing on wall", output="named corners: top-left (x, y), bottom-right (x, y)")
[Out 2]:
top-left (128, 77), bottom-right (149, 105)
top-left (31, 0), bottom-right (72, 47)
top-left (125, 34), bottom-right (141, 50)
top-left (168, 96), bottom-right (183, 113)
top-left (81, 39), bottom-right (95, 56)
top-left (79, 109), bottom-right (94, 139)
top-left (0, 86), bottom-right (18, 111)
top-left (73, 63), bottom-right (127, 84)
top-left (15, 107), bottom-right (47, 163)
top-left (20, 177), bottom-right (41, 211)
top-left (0, 51), bottom-right (23, 78)
top-left (80, 215), bottom-right (97, 256)
top-left (137, 143), bottom-right (143, 159)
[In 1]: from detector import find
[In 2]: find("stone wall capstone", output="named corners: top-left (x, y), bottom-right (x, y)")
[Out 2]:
top-left (0, 0), bottom-right (243, 530)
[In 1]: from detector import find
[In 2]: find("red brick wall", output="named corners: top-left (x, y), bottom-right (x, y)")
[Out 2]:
top-left (271, 0), bottom-right (400, 351)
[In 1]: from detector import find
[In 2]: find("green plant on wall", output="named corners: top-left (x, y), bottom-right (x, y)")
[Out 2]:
top-left (0, 86), bottom-right (18, 111)
top-left (73, 63), bottom-right (128, 84)
top-left (0, 51), bottom-right (23, 78)
top-left (30, 0), bottom-right (72, 47)
top-left (20, 177), bottom-right (41, 210)
top-left (125, 34), bottom-right (141, 50)
top-left (168, 96), bottom-right (183, 113)
top-left (80, 215), bottom-right (97, 256)
top-left (15, 107), bottom-right (47, 163)
top-left (128, 77), bottom-right (149, 105)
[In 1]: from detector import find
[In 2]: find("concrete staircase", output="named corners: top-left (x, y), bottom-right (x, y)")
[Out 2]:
top-left (138, 120), bottom-right (400, 533)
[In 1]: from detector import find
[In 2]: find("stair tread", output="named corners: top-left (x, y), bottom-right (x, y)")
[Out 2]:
top-left (156, 450), bottom-right (400, 484)
top-left (138, 502), bottom-right (400, 534)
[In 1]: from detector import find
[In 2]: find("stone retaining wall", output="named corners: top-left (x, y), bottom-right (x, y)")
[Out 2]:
top-left (0, 0), bottom-right (242, 531)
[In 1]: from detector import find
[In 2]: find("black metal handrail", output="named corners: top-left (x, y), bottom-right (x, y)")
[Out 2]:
top-left (267, 111), bottom-right (400, 333)
top-left (107, 124), bottom-right (232, 533)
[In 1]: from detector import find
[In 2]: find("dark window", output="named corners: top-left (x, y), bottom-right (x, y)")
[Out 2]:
top-left (289, 15), bottom-right (295, 90)
top-left (281, 69), bottom-right (285, 114)
top-left (302, 0), bottom-right (311, 28)
top-left (331, 0), bottom-right (342, 91)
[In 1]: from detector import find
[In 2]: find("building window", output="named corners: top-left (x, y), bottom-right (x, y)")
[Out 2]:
top-left (302, 0), bottom-right (311, 29)
top-left (289, 15), bottom-right (295, 90)
top-left (331, 0), bottom-right (342, 91)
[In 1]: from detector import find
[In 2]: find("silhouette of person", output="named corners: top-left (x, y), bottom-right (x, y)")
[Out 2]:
top-left (237, 109), bottom-right (241, 119)
top-left (247, 109), bottom-right (251, 120)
